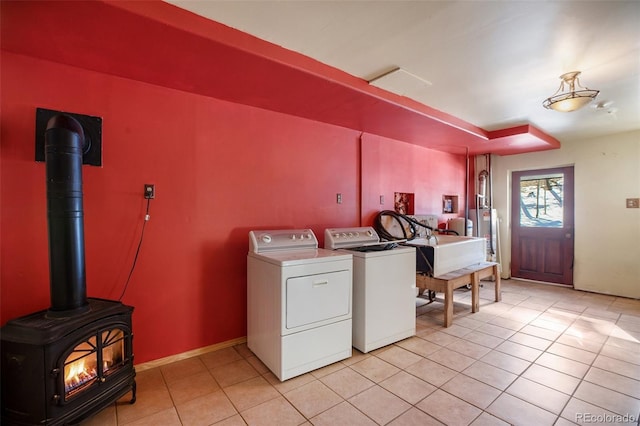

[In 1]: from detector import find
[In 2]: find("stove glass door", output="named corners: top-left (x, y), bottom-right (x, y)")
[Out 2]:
top-left (102, 328), bottom-right (125, 377)
top-left (63, 327), bottom-right (127, 400)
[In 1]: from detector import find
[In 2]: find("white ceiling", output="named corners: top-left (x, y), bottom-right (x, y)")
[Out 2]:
top-left (167, 1), bottom-right (640, 143)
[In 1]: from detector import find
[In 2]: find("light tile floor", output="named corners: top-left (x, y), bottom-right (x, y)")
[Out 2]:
top-left (84, 279), bottom-right (640, 425)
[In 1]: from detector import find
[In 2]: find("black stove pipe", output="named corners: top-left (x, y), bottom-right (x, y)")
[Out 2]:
top-left (45, 114), bottom-right (89, 316)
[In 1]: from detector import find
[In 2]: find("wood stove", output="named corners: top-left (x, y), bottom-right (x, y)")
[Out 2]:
top-left (1, 300), bottom-right (135, 425)
top-left (1, 114), bottom-right (136, 425)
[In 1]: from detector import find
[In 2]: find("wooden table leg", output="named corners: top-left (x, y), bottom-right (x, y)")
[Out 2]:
top-left (471, 272), bottom-right (480, 313)
top-left (493, 264), bottom-right (501, 302)
top-left (444, 284), bottom-right (453, 327)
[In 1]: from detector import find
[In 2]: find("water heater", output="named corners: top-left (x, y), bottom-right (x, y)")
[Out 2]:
top-left (470, 208), bottom-right (498, 262)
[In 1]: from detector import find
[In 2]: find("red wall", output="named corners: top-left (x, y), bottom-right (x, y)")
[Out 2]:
top-left (1, 52), bottom-right (466, 364)
top-left (361, 134), bottom-right (468, 224)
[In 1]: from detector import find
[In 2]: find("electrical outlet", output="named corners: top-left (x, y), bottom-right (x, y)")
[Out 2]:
top-left (380, 195), bottom-right (385, 205)
top-left (144, 184), bottom-right (155, 199)
top-left (627, 198), bottom-right (639, 208)
top-left (336, 193), bottom-right (342, 204)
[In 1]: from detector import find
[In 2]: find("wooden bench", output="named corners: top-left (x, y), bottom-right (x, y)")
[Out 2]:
top-left (416, 262), bottom-right (501, 327)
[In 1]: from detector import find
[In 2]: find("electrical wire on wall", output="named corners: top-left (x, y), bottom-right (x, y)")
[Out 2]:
top-left (118, 198), bottom-right (151, 301)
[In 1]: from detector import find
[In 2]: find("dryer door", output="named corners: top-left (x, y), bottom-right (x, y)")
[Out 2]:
top-left (285, 270), bottom-right (351, 332)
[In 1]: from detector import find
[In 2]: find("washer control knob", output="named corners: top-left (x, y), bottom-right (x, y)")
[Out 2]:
top-left (367, 230), bottom-right (374, 237)
top-left (262, 235), bottom-right (272, 243)
top-left (291, 234), bottom-right (296, 240)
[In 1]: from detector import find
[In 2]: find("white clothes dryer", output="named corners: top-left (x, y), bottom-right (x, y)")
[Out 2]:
top-left (324, 227), bottom-right (416, 353)
top-left (247, 229), bottom-right (353, 381)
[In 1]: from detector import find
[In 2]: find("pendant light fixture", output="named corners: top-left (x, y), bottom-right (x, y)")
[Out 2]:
top-left (543, 71), bottom-right (599, 112)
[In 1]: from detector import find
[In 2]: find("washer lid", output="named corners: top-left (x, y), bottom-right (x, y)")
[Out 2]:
top-left (344, 244), bottom-right (416, 258)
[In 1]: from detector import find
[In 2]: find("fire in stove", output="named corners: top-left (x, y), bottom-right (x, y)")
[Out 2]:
top-left (65, 355), bottom-right (98, 396)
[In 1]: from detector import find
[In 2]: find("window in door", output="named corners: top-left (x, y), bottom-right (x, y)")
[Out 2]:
top-left (519, 174), bottom-right (564, 228)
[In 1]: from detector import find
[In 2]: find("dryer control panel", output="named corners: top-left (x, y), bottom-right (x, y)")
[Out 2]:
top-left (249, 229), bottom-right (318, 253)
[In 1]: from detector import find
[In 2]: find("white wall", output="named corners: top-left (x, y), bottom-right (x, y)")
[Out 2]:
top-left (491, 130), bottom-right (640, 299)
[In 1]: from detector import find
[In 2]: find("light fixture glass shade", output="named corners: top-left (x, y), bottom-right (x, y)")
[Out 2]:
top-left (543, 71), bottom-right (599, 112)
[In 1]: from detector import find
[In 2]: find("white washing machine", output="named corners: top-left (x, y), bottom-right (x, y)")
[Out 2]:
top-left (324, 227), bottom-right (416, 353)
top-left (247, 229), bottom-right (353, 381)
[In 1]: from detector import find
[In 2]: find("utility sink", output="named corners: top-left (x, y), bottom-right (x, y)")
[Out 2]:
top-left (405, 235), bottom-right (486, 277)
